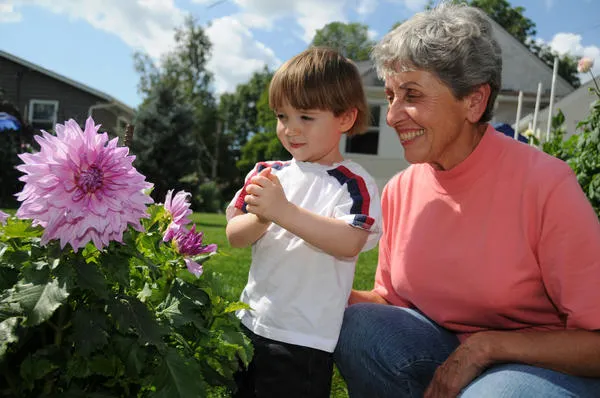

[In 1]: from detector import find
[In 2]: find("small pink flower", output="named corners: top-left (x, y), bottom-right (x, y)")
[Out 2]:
top-left (163, 190), bottom-right (193, 242)
top-left (15, 117), bottom-right (153, 252)
top-left (173, 225), bottom-right (217, 278)
top-left (0, 210), bottom-right (9, 225)
top-left (578, 57), bottom-right (594, 73)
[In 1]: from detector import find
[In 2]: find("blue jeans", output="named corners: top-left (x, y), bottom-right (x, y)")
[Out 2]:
top-left (333, 303), bottom-right (600, 397)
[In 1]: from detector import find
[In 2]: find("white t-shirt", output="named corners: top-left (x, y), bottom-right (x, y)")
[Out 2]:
top-left (226, 159), bottom-right (382, 352)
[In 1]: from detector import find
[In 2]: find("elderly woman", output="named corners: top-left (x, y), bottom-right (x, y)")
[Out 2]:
top-left (333, 4), bottom-right (600, 398)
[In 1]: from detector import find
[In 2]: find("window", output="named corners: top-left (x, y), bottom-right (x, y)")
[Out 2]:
top-left (28, 100), bottom-right (58, 131)
top-left (345, 105), bottom-right (380, 155)
top-left (117, 116), bottom-right (129, 133)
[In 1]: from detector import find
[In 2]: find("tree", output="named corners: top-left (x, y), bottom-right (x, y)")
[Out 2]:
top-left (543, 80), bottom-right (600, 217)
top-left (219, 67), bottom-right (273, 152)
top-left (424, 0), bottom-right (579, 87)
top-left (311, 22), bottom-right (375, 61)
top-left (236, 87), bottom-right (290, 176)
top-left (133, 15), bottom-right (237, 207)
top-left (131, 80), bottom-right (200, 203)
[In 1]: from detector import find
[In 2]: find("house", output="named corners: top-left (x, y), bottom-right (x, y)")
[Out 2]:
top-left (516, 78), bottom-right (599, 139)
top-left (344, 18), bottom-right (576, 191)
top-left (0, 50), bottom-right (133, 138)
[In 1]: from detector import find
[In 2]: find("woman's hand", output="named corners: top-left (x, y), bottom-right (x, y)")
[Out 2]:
top-left (424, 332), bottom-right (494, 398)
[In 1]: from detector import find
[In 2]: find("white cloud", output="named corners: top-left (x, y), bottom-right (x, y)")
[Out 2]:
top-left (367, 29), bottom-right (378, 40)
top-left (0, 3), bottom-right (22, 23)
top-left (544, 0), bottom-right (554, 9)
top-left (205, 16), bottom-right (280, 93)
top-left (6, 0), bottom-right (184, 58)
top-left (7, 0), bottom-right (281, 95)
top-left (547, 33), bottom-right (600, 82)
top-left (357, 0), bottom-right (378, 16)
top-left (204, 0), bottom-right (382, 43)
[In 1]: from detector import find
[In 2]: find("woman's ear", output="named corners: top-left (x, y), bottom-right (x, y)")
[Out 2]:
top-left (465, 84), bottom-right (491, 123)
top-left (339, 108), bottom-right (358, 132)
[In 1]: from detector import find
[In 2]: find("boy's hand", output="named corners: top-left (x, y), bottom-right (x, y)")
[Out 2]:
top-left (245, 167), bottom-right (290, 223)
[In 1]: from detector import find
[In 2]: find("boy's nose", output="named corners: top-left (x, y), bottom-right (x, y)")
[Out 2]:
top-left (285, 125), bottom-right (300, 136)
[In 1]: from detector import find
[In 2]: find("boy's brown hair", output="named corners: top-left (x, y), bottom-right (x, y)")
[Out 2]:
top-left (269, 47), bottom-right (369, 136)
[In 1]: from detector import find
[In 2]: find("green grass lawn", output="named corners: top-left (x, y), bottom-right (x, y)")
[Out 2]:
top-left (192, 213), bottom-right (378, 398)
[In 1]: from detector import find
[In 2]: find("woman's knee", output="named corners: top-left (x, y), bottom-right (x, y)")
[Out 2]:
top-left (460, 364), bottom-right (600, 398)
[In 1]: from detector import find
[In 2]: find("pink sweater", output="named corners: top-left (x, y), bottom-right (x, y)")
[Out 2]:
top-left (374, 125), bottom-right (600, 339)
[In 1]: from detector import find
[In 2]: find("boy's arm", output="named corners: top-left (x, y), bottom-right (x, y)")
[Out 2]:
top-left (225, 208), bottom-right (270, 248)
top-left (245, 170), bottom-right (371, 258)
top-left (276, 203), bottom-right (369, 258)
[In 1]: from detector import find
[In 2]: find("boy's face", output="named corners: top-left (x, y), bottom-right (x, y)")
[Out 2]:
top-left (275, 102), bottom-right (353, 166)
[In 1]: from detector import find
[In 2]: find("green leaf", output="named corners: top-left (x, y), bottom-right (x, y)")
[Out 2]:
top-left (1, 219), bottom-right (42, 239)
top-left (113, 335), bottom-right (149, 376)
top-left (75, 259), bottom-right (109, 299)
top-left (88, 353), bottom-right (122, 377)
top-left (137, 282), bottom-right (153, 302)
top-left (0, 267), bottom-right (19, 291)
top-left (107, 295), bottom-right (167, 348)
top-left (150, 348), bottom-right (207, 398)
top-left (20, 355), bottom-right (57, 386)
top-left (222, 302), bottom-right (251, 314)
top-left (12, 279), bottom-right (69, 326)
top-left (0, 317), bottom-right (20, 357)
top-left (70, 308), bottom-right (109, 356)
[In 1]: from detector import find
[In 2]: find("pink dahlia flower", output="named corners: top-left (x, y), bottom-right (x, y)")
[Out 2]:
top-left (15, 117), bottom-right (153, 252)
top-left (163, 189), bottom-right (193, 242)
top-left (0, 210), bottom-right (9, 225)
top-left (173, 225), bottom-right (217, 277)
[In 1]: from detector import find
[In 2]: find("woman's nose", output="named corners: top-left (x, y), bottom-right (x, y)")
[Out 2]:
top-left (386, 100), bottom-right (408, 127)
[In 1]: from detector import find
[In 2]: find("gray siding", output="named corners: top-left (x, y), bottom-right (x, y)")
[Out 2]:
top-left (0, 55), bottom-right (130, 138)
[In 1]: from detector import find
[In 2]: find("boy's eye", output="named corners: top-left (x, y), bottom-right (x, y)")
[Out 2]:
top-left (275, 114), bottom-right (285, 120)
top-left (301, 115), bottom-right (314, 121)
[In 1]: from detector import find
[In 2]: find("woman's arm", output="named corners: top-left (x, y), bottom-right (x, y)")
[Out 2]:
top-left (484, 329), bottom-right (600, 377)
top-left (348, 289), bottom-right (389, 305)
top-left (424, 329), bottom-right (600, 398)
top-left (225, 208), bottom-right (270, 248)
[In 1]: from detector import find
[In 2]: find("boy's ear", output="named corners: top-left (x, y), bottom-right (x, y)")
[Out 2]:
top-left (338, 108), bottom-right (358, 133)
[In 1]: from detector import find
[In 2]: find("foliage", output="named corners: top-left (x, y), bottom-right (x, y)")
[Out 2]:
top-left (131, 80), bottom-right (201, 204)
top-left (218, 68), bottom-right (274, 199)
top-left (310, 22), bottom-right (375, 61)
top-left (424, 0), bottom-right (580, 87)
top-left (527, 41), bottom-right (581, 88)
top-left (0, 205), bottom-right (252, 397)
top-left (196, 181), bottom-right (223, 214)
top-left (0, 97), bottom-right (33, 208)
top-left (543, 83), bottom-right (600, 217)
top-left (133, 15), bottom-right (235, 203)
top-left (236, 87), bottom-right (290, 176)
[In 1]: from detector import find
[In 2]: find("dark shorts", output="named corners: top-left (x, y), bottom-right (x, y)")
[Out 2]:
top-left (233, 325), bottom-right (334, 398)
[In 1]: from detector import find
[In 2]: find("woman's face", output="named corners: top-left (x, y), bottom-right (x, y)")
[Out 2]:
top-left (384, 69), bottom-right (485, 170)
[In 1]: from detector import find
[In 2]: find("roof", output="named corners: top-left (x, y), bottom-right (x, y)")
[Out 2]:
top-left (0, 49), bottom-right (134, 115)
top-left (357, 17), bottom-right (575, 96)
top-left (516, 78), bottom-right (598, 131)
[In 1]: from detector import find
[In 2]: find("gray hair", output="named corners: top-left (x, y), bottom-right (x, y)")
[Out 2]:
top-left (372, 3), bottom-right (502, 123)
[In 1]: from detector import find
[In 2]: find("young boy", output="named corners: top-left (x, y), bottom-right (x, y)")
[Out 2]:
top-left (226, 47), bottom-right (382, 398)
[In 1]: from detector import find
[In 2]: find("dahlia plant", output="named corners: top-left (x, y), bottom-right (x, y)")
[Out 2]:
top-left (0, 118), bottom-right (251, 397)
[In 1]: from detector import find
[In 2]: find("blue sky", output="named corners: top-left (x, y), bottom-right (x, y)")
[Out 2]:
top-left (1, 0), bottom-right (599, 109)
